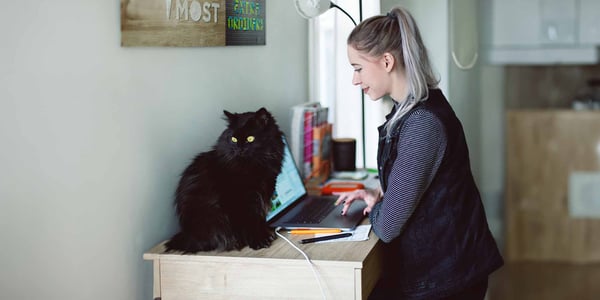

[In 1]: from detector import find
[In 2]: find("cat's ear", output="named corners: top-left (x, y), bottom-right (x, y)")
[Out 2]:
top-left (256, 107), bottom-right (268, 114)
top-left (223, 110), bottom-right (236, 123)
top-left (256, 107), bottom-right (271, 125)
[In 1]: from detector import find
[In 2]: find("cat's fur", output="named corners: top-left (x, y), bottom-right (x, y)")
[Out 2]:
top-left (165, 107), bottom-right (284, 253)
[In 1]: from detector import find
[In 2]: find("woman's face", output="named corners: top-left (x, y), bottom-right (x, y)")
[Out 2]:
top-left (347, 46), bottom-right (390, 101)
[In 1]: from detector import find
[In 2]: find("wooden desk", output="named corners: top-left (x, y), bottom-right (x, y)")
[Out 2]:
top-left (143, 224), bottom-right (382, 300)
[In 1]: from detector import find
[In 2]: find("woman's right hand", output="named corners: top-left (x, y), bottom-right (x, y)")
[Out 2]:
top-left (334, 188), bottom-right (382, 216)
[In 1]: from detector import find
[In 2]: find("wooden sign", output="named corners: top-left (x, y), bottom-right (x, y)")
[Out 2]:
top-left (121, 0), bottom-right (266, 47)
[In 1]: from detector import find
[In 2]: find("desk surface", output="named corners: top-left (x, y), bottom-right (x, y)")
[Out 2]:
top-left (145, 173), bottom-right (381, 264)
top-left (144, 220), bottom-right (379, 266)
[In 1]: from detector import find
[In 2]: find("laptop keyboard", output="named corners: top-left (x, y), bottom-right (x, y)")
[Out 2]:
top-left (289, 199), bottom-right (336, 224)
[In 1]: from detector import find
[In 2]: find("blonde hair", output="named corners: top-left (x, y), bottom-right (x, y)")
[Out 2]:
top-left (347, 7), bottom-right (439, 134)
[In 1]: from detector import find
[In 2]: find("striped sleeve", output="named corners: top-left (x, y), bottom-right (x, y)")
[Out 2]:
top-left (369, 109), bottom-right (447, 243)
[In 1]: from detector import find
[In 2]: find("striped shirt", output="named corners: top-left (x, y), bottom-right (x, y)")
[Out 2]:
top-left (369, 109), bottom-right (448, 243)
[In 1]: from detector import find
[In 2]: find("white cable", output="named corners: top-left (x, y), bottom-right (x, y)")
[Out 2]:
top-left (274, 227), bottom-right (327, 300)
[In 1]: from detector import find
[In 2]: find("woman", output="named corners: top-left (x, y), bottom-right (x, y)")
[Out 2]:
top-left (335, 7), bottom-right (503, 300)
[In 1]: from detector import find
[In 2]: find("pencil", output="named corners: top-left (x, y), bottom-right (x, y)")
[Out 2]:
top-left (289, 229), bottom-right (342, 235)
top-left (300, 232), bottom-right (353, 244)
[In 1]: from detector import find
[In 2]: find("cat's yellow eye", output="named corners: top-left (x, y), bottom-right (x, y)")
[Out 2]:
top-left (246, 136), bottom-right (255, 143)
top-left (231, 136), bottom-right (238, 143)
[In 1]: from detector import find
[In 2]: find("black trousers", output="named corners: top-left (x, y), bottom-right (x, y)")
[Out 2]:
top-left (369, 277), bottom-right (488, 300)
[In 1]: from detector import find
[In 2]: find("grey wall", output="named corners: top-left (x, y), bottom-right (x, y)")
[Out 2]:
top-left (479, 0), bottom-right (506, 242)
top-left (0, 1), bottom-right (308, 299)
top-left (381, 0), bottom-right (505, 241)
top-left (382, 0), bottom-right (482, 182)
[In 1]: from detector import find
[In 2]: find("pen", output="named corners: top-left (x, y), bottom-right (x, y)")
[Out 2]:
top-left (289, 229), bottom-right (342, 235)
top-left (300, 232), bottom-right (353, 244)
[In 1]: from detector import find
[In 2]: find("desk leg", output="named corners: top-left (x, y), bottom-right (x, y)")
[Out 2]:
top-left (153, 260), bottom-right (161, 300)
top-left (354, 269), bottom-right (363, 300)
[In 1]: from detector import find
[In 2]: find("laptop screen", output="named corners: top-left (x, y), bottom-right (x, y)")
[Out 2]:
top-left (266, 137), bottom-right (307, 221)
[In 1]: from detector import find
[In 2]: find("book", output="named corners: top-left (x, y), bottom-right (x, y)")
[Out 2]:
top-left (311, 122), bottom-right (333, 183)
top-left (290, 102), bottom-right (321, 176)
top-left (290, 103), bottom-right (333, 181)
top-left (303, 110), bottom-right (314, 178)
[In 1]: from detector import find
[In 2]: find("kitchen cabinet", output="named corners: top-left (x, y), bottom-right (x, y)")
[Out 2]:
top-left (539, 0), bottom-right (577, 45)
top-left (491, 0), bottom-right (575, 47)
top-left (488, 0), bottom-right (599, 64)
top-left (578, 0), bottom-right (600, 44)
top-left (506, 110), bottom-right (600, 262)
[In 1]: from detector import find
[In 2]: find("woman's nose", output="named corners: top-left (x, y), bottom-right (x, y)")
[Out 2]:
top-left (352, 73), bottom-right (360, 86)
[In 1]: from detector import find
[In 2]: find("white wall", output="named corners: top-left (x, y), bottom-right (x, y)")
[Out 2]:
top-left (0, 1), bottom-right (308, 299)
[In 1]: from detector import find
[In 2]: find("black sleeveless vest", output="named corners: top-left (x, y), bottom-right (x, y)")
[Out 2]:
top-left (374, 89), bottom-right (503, 299)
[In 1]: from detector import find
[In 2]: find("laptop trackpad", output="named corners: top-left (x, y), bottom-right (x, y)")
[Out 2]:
top-left (321, 200), bottom-right (367, 229)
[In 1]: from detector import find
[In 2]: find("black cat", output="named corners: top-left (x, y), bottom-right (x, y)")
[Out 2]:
top-left (165, 107), bottom-right (284, 253)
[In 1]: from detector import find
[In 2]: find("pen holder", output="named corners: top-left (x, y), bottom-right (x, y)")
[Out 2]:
top-left (332, 138), bottom-right (356, 172)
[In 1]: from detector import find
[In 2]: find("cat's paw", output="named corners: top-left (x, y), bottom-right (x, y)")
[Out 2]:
top-left (249, 239), bottom-right (272, 250)
top-left (248, 232), bottom-right (275, 250)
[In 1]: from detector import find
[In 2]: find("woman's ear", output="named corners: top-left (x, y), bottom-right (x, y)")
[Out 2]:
top-left (383, 53), bottom-right (395, 72)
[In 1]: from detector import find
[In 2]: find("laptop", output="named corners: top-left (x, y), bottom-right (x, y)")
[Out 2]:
top-left (267, 136), bottom-right (367, 230)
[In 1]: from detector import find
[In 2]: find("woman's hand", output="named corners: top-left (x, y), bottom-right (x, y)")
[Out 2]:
top-left (334, 188), bottom-right (382, 216)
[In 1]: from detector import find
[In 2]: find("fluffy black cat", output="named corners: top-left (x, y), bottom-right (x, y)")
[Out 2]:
top-left (165, 107), bottom-right (284, 253)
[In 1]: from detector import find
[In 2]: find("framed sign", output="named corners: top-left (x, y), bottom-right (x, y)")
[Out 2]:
top-left (121, 0), bottom-right (266, 47)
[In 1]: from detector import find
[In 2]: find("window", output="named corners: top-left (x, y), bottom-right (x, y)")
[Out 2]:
top-left (308, 1), bottom-right (388, 170)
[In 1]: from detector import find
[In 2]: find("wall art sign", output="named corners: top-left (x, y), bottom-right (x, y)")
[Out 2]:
top-left (121, 0), bottom-right (266, 47)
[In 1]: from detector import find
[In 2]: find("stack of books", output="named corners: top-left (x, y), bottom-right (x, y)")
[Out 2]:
top-left (290, 102), bottom-right (332, 184)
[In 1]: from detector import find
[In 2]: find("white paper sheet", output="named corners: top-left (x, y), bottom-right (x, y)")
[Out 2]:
top-left (314, 224), bottom-right (372, 243)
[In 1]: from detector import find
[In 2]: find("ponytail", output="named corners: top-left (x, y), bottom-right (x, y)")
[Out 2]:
top-left (348, 7), bottom-right (439, 135)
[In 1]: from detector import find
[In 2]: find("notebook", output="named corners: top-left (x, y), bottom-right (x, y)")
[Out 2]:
top-left (267, 137), bottom-right (367, 230)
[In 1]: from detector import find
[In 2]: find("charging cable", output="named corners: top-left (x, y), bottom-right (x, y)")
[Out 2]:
top-left (274, 227), bottom-right (327, 300)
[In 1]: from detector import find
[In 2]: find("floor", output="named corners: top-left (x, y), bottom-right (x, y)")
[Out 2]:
top-left (487, 261), bottom-right (600, 300)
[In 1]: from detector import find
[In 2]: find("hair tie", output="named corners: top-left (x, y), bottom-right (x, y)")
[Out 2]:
top-left (386, 12), bottom-right (395, 19)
